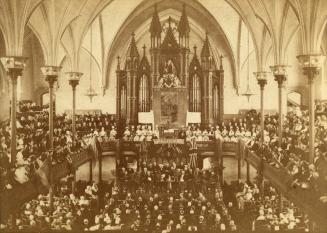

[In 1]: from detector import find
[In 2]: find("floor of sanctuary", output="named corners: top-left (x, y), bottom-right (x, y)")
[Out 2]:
top-left (76, 156), bottom-right (116, 182)
top-left (75, 156), bottom-right (257, 184)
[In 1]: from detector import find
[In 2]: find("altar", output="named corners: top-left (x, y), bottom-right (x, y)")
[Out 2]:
top-left (153, 87), bottom-right (188, 128)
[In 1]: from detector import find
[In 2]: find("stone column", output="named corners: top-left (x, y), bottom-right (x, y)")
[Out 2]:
top-left (66, 72), bottom-right (83, 148)
top-left (89, 160), bottom-right (93, 182)
top-left (297, 55), bottom-right (325, 162)
top-left (116, 56), bottom-right (122, 124)
top-left (1, 56), bottom-right (27, 229)
top-left (254, 72), bottom-right (268, 197)
top-left (254, 72), bottom-right (268, 146)
top-left (270, 65), bottom-right (288, 147)
top-left (237, 139), bottom-right (242, 180)
top-left (41, 66), bottom-right (61, 212)
top-left (66, 72), bottom-right (82, 194)
top-left (246, 161), bottom-right (250, 182)
top-left (217, 139), bottom-right (223, 184)
top-left (0, 57), bottom-right (26, 165)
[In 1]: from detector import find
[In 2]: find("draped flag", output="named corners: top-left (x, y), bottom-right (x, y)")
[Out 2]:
top-left (189, 152), bottom-right (197, 169)
top-left (189, 138), bottom-right (198, 169)
top-left (35, 157), bottom-right (50, 188)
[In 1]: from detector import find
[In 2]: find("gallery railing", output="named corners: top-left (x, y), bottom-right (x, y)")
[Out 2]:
top-left (242, 143), bottom-right (327, 230)
top-left (0, 148), bottom-right (93, 221)
top-left (1, 138), bottom-right (327, 229)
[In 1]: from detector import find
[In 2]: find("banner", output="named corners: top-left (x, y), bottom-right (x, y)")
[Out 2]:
top-left (138, 110), bottom-right (154, 126)
top-left (186, 111), bottom-right (201, 125)
top-left (153, 139), bottom-right (184, 144)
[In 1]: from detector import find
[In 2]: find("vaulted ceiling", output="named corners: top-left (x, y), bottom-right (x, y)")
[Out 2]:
top-left (1, 0), bottom-right (327, 93)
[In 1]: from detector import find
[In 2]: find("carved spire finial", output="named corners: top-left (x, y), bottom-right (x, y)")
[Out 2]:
top-left (178, 4), bottom-right (190, 36)
top-left (142, 44), bottom-right (146, 56)
top-left (117, 56), bottom-right (121, 70)
top-left (150, 4), bottom-right (161, 37)
top-left (126, 32), bottom-right (139, 58)
top-left (168, 16), bottom-right (172, 27)
top-left (220, 54), bottom-right (224, 69)
top-left (201, 32), bottom-right (211, 58)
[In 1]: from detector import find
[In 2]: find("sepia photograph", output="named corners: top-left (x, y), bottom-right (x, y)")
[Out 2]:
top-left (0, 0), bottom-right (327, 232)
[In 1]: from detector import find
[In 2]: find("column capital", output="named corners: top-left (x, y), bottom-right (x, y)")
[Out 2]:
top-left (253, 71), bottom-right (268, 90)
top-left (0, 56), bottom-right (27, 78)
top-left (297, 54), bottom-right (325, 83)
top-left (297, 54), bottom-right (325, 67)
top-left (41, 66), bottom-right (62, 87)
top-left (270, 65), bottom-right (288, 87)
top-left (66, 71), bottom-right (83, 89)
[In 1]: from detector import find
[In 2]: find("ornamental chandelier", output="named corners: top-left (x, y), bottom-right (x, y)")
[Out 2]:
top-left (85, 23), bottom-right (98, 102)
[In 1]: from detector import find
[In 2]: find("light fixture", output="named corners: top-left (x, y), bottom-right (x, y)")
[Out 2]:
top-left (85, 23), bottom-right (98, 102)
top-left (242, 29), bottom-right (253, 102)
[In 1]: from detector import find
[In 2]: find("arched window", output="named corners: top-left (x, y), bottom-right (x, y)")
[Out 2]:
top-left (139, 74), bottom-right (149, 112)
top-left (190, 74), bottom-right (201, 112)
top-left (120, 85), bottom-right (127, 118)
top-left (287, 91), bottom-right (302, 107)
top-left (213, 85), bottom-right (219, 120)
top-left (41, 92), bottom-right (49, 106)
top-left (0, 72), bottom-right (6, 94)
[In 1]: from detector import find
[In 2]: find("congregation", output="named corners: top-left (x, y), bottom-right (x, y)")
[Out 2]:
top-left (1, 100), bottom-right (327, 231)
top-left (0, 101), bottom-right (116, 191)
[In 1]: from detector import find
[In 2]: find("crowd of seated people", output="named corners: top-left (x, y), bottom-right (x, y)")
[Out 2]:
top-left (3, 179), bottom-right (99, 231)
top-left (75, 113), bottom-right (118, 142)
top-left (112, 161), bottom-right (238, 232)
top-left (119, 120), bottom-right (257, 144)
top-left (4, 170), bottom-right (313, 232)
top-left (245, 105), bottom-right (327, 201)
top-left (2, 98), bottom-right (327, 229)
top-left (121, 125), bottom-right (159, 142)
top-left (75, 113), bottom-right (116, 137)
top-left (2, 102), bottom-right (326, 231)
top-left (117, 161), bottom-right (219, 195)
top-left (0, 101), bottom-right (116, 192)
top-left (229, 179), bottom-right (310, 231)
top-left (6, 163), bottom-right (239, 232)
top-left (18, 100), bottom-right (48, 113)
top-left (184, 121), bottom-right (256, 143)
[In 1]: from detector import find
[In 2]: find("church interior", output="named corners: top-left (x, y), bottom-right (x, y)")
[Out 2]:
top-left (0, 0), bottom-right (327, 231)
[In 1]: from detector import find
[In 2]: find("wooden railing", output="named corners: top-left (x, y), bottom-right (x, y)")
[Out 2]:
top-left (100, 141), bottom-right (117, 152)
top-left (100, 139), bottom-right (327, 229)
top-left (104, 140), bottom-right (222, 157)
top-left (51, 150), bottom-right (92, 182)
top-left (120, 141), bottom-right (140, 154)
top-left (0, 148), bottom-right (94, 221)
top-left (2, 139), bottom-right (327, 230)
top-left (196, 141), bottom-right (218, 151)
top-left (245, 149), bottom-right (327, 230)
